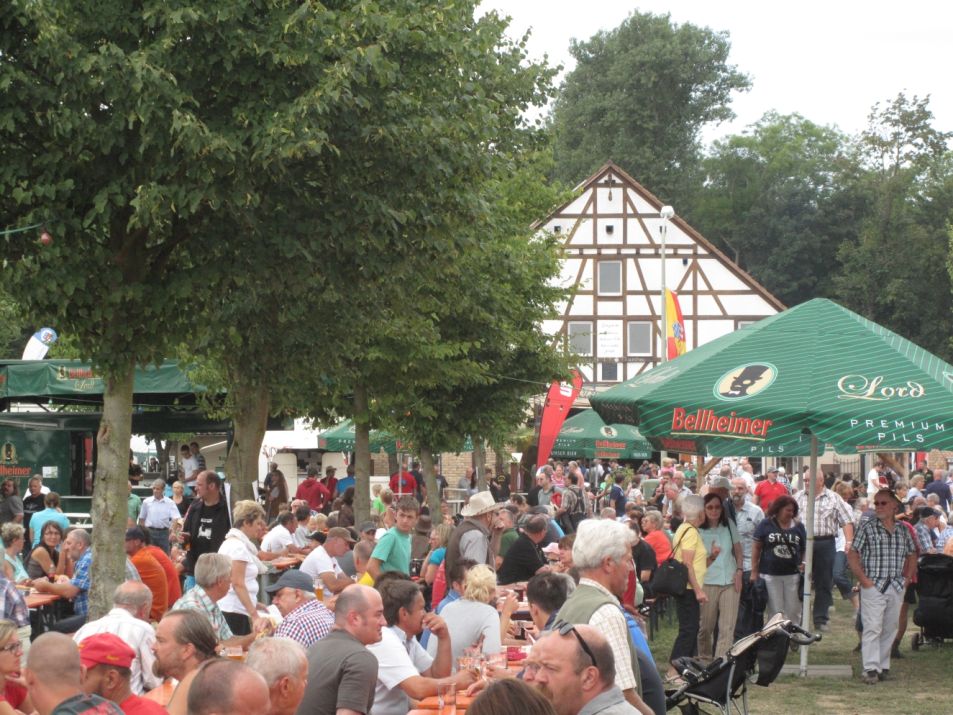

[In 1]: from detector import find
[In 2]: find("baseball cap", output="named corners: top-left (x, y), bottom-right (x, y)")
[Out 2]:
top-left (77, 633), bottom-right (135, 670)
top-left (265, 569), bottom-right (315, 594)
top-left (327, 527), bottom-right (356, 543)
top-left (358, 521), bottom-right (376, 534)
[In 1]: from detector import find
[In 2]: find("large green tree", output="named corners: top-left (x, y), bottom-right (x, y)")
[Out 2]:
top-left (291, 5), bottom-right (557, 523)
top-left (690, 112), bottom-right (854, 306)
top-left (833, 94), bottom-right (953, 359)
top-left (550, 11), bottom-right (750, 202)
top-left (0, 0), bottom-right (373, 615)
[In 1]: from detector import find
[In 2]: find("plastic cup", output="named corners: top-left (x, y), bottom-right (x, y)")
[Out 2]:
top-left (437, 681), bottom-right (456, 715)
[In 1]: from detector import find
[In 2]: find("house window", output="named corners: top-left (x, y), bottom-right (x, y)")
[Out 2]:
top-left (567, 322), bottom-right (593, 356)
top-left (627, 321), bottom-right (653, 355)
top-left (597, 261), bottom-right (622, 296)
top-left (736, 320), bottom-right (756, 331)
top-left (600, 362), bottom-right (619, 382)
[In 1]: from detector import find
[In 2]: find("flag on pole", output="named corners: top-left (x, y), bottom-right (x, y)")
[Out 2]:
top-left (665, 290), bottom-right (686, 360)
top-left (536, 369), bottom-right (583, 467)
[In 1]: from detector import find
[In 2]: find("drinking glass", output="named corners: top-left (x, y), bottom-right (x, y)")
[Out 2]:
top-left (437, 681), bottom-right (456, 715)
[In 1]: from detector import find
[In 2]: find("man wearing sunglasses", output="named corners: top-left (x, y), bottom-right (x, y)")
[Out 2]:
top-left (847, 488), bottom-right (917, 686)
top-left (554, 520), bottom-right (655, 715)
top-left (524, 624), bottom-right (641, 715)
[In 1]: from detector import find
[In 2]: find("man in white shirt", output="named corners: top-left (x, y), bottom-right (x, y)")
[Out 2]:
top-left (137, 479), bottom-right (180, 554)
top-left (72, 581), bottom-right (160, 694)
top-left (261, 512), bottom-right (299, 554)
top-left (178, 444), bottom-right (200, 492)
top-left (300, 527), bottom-right (356, 595)
top-left (367, 579), bottom-right (474, 715)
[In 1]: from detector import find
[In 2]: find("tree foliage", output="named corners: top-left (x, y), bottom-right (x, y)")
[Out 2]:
top-left (690, 113), bottom-right (854, 306)
top-left (833, 94), bottom-right (953, 359)
top-left (550, 11), bottom-right (750, 202)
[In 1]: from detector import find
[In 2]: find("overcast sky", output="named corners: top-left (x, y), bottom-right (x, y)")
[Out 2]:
top-left (482, 1), bottom-right (952, 146)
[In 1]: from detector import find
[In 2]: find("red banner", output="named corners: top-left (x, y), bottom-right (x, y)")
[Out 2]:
top-left (537, 369), bottom-right (583, 466)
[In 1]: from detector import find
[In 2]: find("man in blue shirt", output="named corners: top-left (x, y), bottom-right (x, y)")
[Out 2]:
top-left (33, 528), bottom-right (92, 631)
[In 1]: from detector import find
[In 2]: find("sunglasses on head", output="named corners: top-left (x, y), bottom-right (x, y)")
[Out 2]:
top-left (555, 622), bottom-right (598, 669)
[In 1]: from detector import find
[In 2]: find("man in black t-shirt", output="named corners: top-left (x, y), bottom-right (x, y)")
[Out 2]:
top-left (183, 471), bottom-right (231, 580)
top-left (497, 515), bottom-right (550, 585)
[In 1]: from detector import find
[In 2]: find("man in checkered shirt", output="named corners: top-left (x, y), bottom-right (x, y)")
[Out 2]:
top-left (796, 470), bottom-right (854, 632)
top-left (847, 488), bottom-right (916, 685)
top-left (268, 569), bottom-right (334, 649)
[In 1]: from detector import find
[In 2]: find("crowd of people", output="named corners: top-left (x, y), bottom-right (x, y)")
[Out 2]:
top-left (0, 452), bottom-right (944, 715)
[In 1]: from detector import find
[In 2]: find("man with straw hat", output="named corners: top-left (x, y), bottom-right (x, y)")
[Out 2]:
top-left (444, 491), bottom-right (504, 577)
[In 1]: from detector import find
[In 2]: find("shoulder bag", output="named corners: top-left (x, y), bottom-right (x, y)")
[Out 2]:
top-left (649, 526), bottom-right (694, 597)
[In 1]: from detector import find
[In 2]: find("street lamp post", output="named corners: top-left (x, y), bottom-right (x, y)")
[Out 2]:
top-left (659, 205), bottom-right (675, 363)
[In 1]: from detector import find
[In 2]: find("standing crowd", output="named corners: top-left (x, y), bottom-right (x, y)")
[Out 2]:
top-left (0, 450), bottom-right (941, 715)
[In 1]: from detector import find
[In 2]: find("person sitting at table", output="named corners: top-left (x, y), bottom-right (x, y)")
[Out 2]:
top-left (185, 659), bottom-right (270, 715)
top-left (426, 564), bottom-right (503, 665)
top-left (300, 527), bottom-right (356, 595)
top-left (73, 581), bottom-right (161, 695)
top-left (525, 572), bottom-right (574, 636)
top-left (124, 528), bottom-right (168, 622)
top-left (497, 515), bottom-right (551, 585)
top-left (0, 618), bottom-right (34, 715)
top-left (172, 553), bottom-right (261, 650)
top-left (32, 528), bottom-right (92, 633)
top-left (24, 632), bottom-right (124, 715)
top-left (1, 524), bottom-right (29, 585)
top-left (261, 512), bottom-right (299, 555)
top-left (77, 632), bottom-right (167, 715)
top-left (26, 521), bottom-right (69, 581)
top-left (268, 570), bottom-right (334, 649)
top-left (245, 637), bottom-right (309, 715)
top-left (151, 610), bottom-right (218, 715)
top-left (367, 578), bottom-right (476, 715)
top-left (0, 571), bottom-right (30, 658)
top-left (27, 492), bottom-right (70, 549)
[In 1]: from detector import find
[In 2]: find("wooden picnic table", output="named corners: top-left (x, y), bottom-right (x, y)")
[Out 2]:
top-left (24, 592), bottom-right (61, 609)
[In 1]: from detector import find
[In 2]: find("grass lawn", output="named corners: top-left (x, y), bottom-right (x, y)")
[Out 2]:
top-left (646, 598), bottom-right (952, 714)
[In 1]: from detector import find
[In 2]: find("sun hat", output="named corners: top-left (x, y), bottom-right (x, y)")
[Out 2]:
top-left (461, 491), bottom-right (500, 518)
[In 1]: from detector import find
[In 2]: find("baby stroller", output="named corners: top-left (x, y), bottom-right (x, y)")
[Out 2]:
top-left (665, 613), bottom-right (821, 715)
top-left (911, 553), bottom-right (953, 650)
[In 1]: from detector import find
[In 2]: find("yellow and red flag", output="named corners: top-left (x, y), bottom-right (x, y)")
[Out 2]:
top-left (665, 289), bottom-right (687, 360)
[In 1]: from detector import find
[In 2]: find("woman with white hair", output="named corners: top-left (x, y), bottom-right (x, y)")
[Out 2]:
top-left (426, 563), bottom-right (502, 666)
top-left (667, 495), bottom-right (708, 681)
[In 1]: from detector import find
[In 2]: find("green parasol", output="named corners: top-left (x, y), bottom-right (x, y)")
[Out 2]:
top-left (550, 409), bottom-right (652, 461)
top-left (590, 298), bottom-right (953, 675)
top-left (317, 420), bottom-right (403, 454)
top-left (591, 298), bottom-right (953, 455)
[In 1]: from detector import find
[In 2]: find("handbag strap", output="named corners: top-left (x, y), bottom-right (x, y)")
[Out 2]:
top-left (670, 524), bottom-right (695, 558)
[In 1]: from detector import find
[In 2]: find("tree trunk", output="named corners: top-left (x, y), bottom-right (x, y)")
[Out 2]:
top-left (353, 385), bottom-right (372, 524)
top-left (89, 365), bottom-right (135, 619)
top-left (223, 380), bottom-right (271, 502)
top-left (474, 438), bottom-right (487, 491)
top-left (419, 447), bottom-right (440, 516)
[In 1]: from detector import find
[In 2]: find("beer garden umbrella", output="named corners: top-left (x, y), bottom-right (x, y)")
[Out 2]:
top-left (317, 420), bottom-right (473, 455)
top-left (550, 409), bottom-right (652, 461)
top-left (317, 420), bottom-right (402, 454)
top-left (591, 298), bottom-right (953, 673)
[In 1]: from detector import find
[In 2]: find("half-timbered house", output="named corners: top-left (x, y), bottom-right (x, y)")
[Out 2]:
top-left (539, 161), bottom-right (785, 386)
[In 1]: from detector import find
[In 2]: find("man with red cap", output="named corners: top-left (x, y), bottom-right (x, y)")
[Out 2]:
top-left (78, 633), bottom-right (166, 715)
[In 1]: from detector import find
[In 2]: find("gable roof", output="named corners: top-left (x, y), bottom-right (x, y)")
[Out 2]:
top-left (537, 160), bottom-right (785, 312)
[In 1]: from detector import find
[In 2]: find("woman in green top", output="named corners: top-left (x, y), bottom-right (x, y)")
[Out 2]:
top-left (668, 495), bottom-right (708, 680)
top-left (1, 524), bottom-right (29, 584)
top-left (697, 493), bottom-right (742, 662)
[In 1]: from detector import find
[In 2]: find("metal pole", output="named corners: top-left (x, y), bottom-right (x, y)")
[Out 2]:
top-left (659, 206), bottom-right (674, 364)
top-left (799, 433), bottom-right (819, 676)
